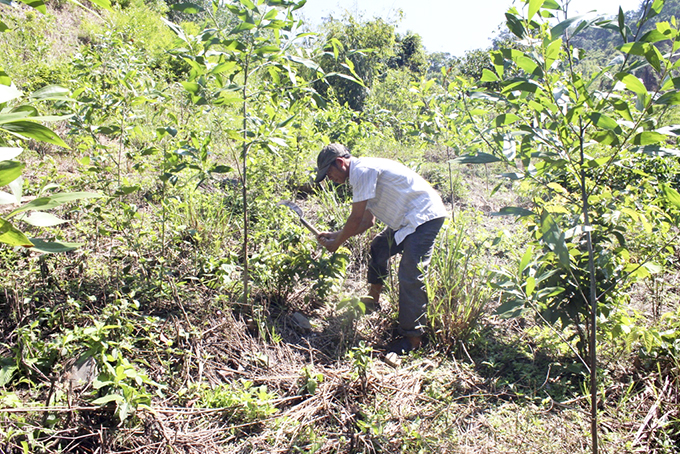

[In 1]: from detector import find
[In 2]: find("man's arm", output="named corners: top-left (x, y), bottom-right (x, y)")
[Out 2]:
top-left (319, 200), bottom-right (374, 252)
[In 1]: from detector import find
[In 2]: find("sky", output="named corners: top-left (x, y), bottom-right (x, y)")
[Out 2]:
top-left (298, 0), bottom-right (644, 57)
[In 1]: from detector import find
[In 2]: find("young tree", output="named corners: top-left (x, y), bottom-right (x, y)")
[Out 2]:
top-left (315, 15), bottom-right (396, 111)
top-left (445, 0), bottom-right (680, 452)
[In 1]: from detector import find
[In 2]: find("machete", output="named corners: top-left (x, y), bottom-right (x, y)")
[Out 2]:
top-left (279, 200), bottom-right (321, 236)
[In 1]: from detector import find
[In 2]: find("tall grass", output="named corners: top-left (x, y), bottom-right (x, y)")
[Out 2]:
top-left (426, 217), bottom-right (493, 348)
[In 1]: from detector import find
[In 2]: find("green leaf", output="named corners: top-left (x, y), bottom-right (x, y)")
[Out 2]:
top-left (169, 2), bottom-right (203, 13)
top-left (277, 114), bottom-right (296, 128)
top-left (547, 182), bottom-right (567, 194)
top-left (312, 93), bottom-right (327, 108)
top-left (541, 211), bottom-right (570, 270)
top-left (0, 161), bottom-right (23, 186)
top-left (92, 394), bottom-right (124, 405)
top-left (528, 0), bottom-right (546, 21)
top-left (0, 85), bottom-right (22, 104)
top-left (591, 130), bottom-right (620, 146)
top-left (525, 276), bottom-right (536, 296)
top-left (16, 212), bottom-right (68, 227)
top-left (515, 56), bottom-right (541, 76)
top-left (655, 91), bottom-right (680, 105)
top-left (519, 246), bottom-right (533, 273)
top-left (481, 69), bottom-right (499, 82)
top-left (642, 262), bottom-right (662, 274)
top-left (88, 0), bottom-right (113, 11)
top-left (263, 8), bottom-right (278, 20)
top-left (181, 82), bottom-right (201, 95)
top-left (494, 113), bottom-right (521, 126)
top-left (0, 111), bottom-right (34, 125)
top-left (545, 38), bottom-right (562, 69)
top-left (30, 85), bottom-right (71, 101)
top-left (611, 100), bottom-right (633, 121)
top-left (239, 0), bottom-right (257, 10)
top-left (491, 51), bottom-right (505, 78)
top-left (452, 152), bottom-right (501, 164)
top-left (0, 20), bottom-right (9, 32)
top-left (469, 91), bottom-right (505, 102)
top-left (0, 218), bottom-right (33, 247)
top-left (326, 71), bottom-right (365, 87)
top-left (506, 12), bottom-right (526, 39)
top-left (254, 45), bottom-right (281, 56)
top-left (619, 42), bottom-right (648, 56)
top-left (617, 73), bottom-right (648, 96)
top-left (18, 0), bottom-right (46, 13)
top-left (618, 7), bottom-right (626, 40)
top-left (650, 0), bottom-right (664, 16)
top-left (0, 363), bottom-right (17, 386)
top-left (502, 79), bottom-right (543, 94)
top-left (588, 113), bottom-right (620, 131)
top-left (210, 61), bottom-right (238, 75)
top-left (210, 165), bottom-right (232, 173)
top-left (640, 29), bottom-right (670, 43)
top-left (1, 121), bottom-right (69, 148)
top-left (286, 55), bottom-right (322, 72)
top-left (662, 184), bottom-right (680, 209)
top-left (645, 46), bottom-right (662, 72)
top-left (0, 68), bottom-right (9, 86)
top-left (28, 238), bottom-right (82, 253)
top-left (231, 21), bottom-right (256, 33)
top-left (632, 131), bottom-right (666, 145)
top-left (113, 185), bottom-right (140, 197)
top-left (495, 298), bottom-right (527, 318)
top-left (585, 157), bottom-right (609, 168)
top-left (501, 172), bottom-right (524, 180)
top-left (551, 15), bottom-right (586, 40)
top-left (491, 206), bottom-right (535, 217)
top-left (8, 192), bottom-right (100, 218)
top-left (660, 77), bottom-right (680, 91)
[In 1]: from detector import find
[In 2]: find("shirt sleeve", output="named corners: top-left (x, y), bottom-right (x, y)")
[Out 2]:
top-left (351, 164), bottom-right (379, 203)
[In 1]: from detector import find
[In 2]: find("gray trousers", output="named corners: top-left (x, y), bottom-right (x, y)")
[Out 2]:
top-left (367, 217), bottom-right (445, 337)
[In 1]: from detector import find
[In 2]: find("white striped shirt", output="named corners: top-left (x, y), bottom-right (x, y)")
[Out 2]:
top-left (349, 157), bottom-right (447, 244)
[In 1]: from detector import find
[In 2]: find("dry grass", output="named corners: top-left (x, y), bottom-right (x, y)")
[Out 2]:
top-left (2, 303), bottom-right (673, 454)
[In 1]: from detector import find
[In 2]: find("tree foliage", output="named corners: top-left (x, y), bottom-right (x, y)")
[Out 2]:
top-left (315, 15), bottom-right (396, 111)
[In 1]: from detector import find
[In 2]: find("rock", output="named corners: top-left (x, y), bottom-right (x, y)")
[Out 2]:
top-left (291, 312), bottom-right (312, 332)
top-left (64, 356), bottom-right (98, 390)
top-left (384, 352), bottom-right (401, 368)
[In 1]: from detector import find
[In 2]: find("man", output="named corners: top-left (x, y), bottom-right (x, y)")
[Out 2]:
top-left (314, 143), bottom-right (447, 355)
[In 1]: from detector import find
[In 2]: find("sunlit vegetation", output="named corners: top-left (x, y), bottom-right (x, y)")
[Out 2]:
top-left (0, 0), bottom-right (678, 452)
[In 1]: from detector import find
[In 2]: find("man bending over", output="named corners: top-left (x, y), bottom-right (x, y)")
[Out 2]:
top-left (314, 143), bottom-right (447, 355)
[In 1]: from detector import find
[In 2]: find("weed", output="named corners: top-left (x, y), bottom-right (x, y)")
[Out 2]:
top-left (347, 341), bottom-right (373, 380)
top-left (194, 380), bottom-right (278, 424)
top-left (426, 216), bottom-right (493, 348)
top-left (299, 365), bottom-right (324, 396)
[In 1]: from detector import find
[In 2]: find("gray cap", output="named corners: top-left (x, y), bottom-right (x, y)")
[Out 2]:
top-left (314, 143), bottom-right (350, 183)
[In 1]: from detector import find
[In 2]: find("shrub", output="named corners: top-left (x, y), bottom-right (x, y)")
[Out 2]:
top-left (426, 216), bottom-right (493, 348)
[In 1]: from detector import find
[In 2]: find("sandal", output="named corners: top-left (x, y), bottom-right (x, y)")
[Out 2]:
top-left (387, 337), bottom-right (418, 355)
top-left (359, 296), bottom-right (378, 314)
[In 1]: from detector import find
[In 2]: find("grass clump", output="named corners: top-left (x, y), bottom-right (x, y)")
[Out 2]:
top-left (426, 214), bottom-right (495, 349)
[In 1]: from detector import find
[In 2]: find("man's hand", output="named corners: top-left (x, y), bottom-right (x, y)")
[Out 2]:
top-left (317, 200), bottom-right (372, 253)
top-left (317, 231), bottom-right (341, 252)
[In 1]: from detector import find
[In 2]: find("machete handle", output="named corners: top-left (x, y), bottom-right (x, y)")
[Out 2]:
top-left (299, 217), bottom-right (321, 236)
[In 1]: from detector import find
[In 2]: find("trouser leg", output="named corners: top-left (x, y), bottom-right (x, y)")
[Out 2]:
top-left (367, 228), bottom-right (402, 285)
top-left (397, 217), bottom-right (445, 338)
